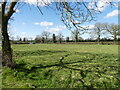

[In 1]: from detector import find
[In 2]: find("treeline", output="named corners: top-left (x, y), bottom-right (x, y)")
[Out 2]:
top-left (11, 34), bottom-right (119, 45)
top-left (11, 23), bottom-right (119, 45)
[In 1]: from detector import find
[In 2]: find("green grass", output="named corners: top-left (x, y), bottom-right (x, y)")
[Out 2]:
top-left (2, 44), bottom-right (119, 88)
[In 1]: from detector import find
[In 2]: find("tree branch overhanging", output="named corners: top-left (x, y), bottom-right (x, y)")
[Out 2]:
top-left (5, 1), bottom-right (18, 21)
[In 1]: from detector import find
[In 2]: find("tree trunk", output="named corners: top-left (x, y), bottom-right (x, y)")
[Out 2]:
top-left (2, 13), bottom-right (14, 69)
top-left (113, 34), bottom-right (117, 45)
top-left (97, 34), bottom-right (100, 45)
top-left (75, 34), bottom-right (78, 43)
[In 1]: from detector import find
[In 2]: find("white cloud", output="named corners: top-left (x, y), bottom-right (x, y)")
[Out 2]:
top-left (34, 22), bottom-right (40, 25)
top-left (66, 20), bottom-right (69, 22)
top-left (88, 1), bottom-right (96, 9)
top-left (82, 25), bottom-right (94, 29)
top-left (96, 0), bottom-right (108, 11)
top-left (7, 25), bottom-right (10, 28)
top-left (45, 25), bottom-right (66, 33)
top-left (88, 0), bottom-right (111, 12)
top-left (15, 9), bottom-right (20, 13)
top-left (113, 3), bottom-right (119, 8)
top-left (88, 25), bottom-right (95, 29)
top-left (23, 0), bottom-right (51, 7)
top-left (74, 21), bottom-right (79, 24)
top-left (8, 29), bottom-right (17, 35)
top-left (21, 32), bottom-right (27, 35)
top-left (104, 10), bottom-right (120, 18)
top-left (13, 8), bottom-right (20, 13)
top-left (88, 0), bottom-right (120, 12)
top-left (34, 21), bottom-right (53, 26)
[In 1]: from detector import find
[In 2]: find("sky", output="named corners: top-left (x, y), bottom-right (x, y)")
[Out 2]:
top-left (8, 1), bottom-right (119, 40)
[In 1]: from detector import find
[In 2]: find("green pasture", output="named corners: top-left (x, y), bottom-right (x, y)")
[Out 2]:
top-left (2, 44), bottom-right (119, 88)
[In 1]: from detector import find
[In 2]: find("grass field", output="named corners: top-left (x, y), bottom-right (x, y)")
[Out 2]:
top-left (2, 44), bottom-right (119, 88)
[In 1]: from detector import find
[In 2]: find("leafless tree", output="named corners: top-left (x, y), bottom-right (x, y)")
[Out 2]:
top-left (71, 29), bottom-right (83, 42)
top-left (57, 32), bottom-right (64, 43)
top-left (41, 31), bottom-right (50, 43)
top-left (35, 35), bottom-right (41, 43)
top-left (66, 36), bottom-right (69, 42)
top-left (104, 23), bottom-right (119, 44)
top-left (90, 23), bottom-right (105, 44)
top-left (16, 35), bottom-right (20, 41)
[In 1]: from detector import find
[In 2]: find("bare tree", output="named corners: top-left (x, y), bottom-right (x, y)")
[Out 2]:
top-left (104, 23), bottom-right (119, 44)
top-left (71, 29), bottom-right (80, 42)
top-left (54, 2), bottom-right (96, 31)
top-left (90, 23), bottom-right (105, 44)
top-left (41, 31), bottom-right (50, 43)
top-left (16, 35), bottom-right (20, 41)
top-left (57, 32), bottom-right (63, 43)
top-left (66, 36), bottom-right (69, 42)
top-left (35, 35), bottom-right (41, 43)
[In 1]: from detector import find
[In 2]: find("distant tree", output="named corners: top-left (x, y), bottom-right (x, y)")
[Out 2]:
top-left (41, 31), bottom-right (50, 43)
top-left (104, 23), bottom-right (119, 44)
top-left (16, 35), bottom-right (20, 41)
top-left (79, 37), bottom-right (83, 41)
top-left (23, 37), bottom-right (26, 42)
top-left (41, 37), bottom-right (45, 43)
top-left (35, 35), bottom-right (41, 43)
top-left (90, 23), bottom-right (105, 44)
top-left (101, 37), bottom-right (107, 41)
top-left (29, 37), bottom-right (33, 42)
top-left (19, 38), bottom-right (22, 41)
top-left (57, 32), bottom-right (63, 43)
top-left (52, 33), bottom-right (56, 43)
top-left (66, 37), bottom-right (69, 42)
top-left (72, 29), bottom-right (82, 42)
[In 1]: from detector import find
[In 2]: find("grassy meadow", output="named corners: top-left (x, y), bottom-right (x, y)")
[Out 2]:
top-left (2, 44), bottom-right (119, 88)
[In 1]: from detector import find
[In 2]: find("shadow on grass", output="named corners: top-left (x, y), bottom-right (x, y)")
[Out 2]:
top-left (14, 52), bottom-right (117, 73)
top-left (14, 50), bottom-right (67, 57)
top-left (13, 51), bottom-right (119, 88)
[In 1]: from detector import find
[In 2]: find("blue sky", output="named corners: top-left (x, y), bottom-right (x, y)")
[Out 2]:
top-left (9, 1), bottom-right (119, 40)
